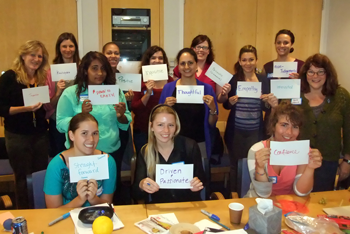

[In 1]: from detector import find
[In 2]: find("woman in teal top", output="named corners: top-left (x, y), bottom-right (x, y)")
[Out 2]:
top-left (44, 113), bottom-right (117, 208)
top-left (56, 51), bottom-right (131, 203)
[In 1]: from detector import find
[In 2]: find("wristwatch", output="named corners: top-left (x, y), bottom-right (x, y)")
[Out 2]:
top-left (343, 158), bottom-right (350, 164)
top-left (209, 109), bottom-right (217, 115)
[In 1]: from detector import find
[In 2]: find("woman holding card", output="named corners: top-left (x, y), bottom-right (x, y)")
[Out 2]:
top-left (172, 35), bottom-right (230, 103)
top-left (263, 29), bottom-right (304, 79)
top-left (246, 103), bottom-right (322, 197)
top-left (298, 53), bottom-right (350, 192)
top-left (45, 32), bottom-right (81, 157)
top-left (44, 113), bottom-right (117, 208)
top-left (56, 51), bottom-right (131, 203)
top-left (160, 48), bottom-right (218, 160)
top-left (0, 40), bottom-right (49, 208)
top-left (132, 46), bottom-right (173, 156)
top-left (223, 45), bottom-right (277, 193)
top-left (132, 104), bottom-right (205, 203)
top-left (102, 42), bottom-right (134, 106)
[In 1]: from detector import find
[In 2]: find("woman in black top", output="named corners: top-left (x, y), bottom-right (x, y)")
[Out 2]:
top-left (0, 40), bottom-right (49, 208)
top-left (132, 104), bottom-right (205, 203)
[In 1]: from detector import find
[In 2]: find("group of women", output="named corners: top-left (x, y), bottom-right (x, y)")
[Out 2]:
top-left (0, 29), bottom-right (349, 209)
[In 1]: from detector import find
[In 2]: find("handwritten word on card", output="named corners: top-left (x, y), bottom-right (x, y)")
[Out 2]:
top-left (273, 62), bottom-right (297, 78)
top-left (156, 164), bottom-right (193, 189)
top-left (142, 64), bottom-right (168, 82)
top-left (88, 85), bottom-right (119, 105)
top-left (176, 85), bottom-right (204, 104)
top-left (22, 86), bottom-right (50, 106)
top-left (270, 140), bottom-right (310, 166)
top-left (69, 154), bottom-right (109, 183)
top-left (205, 62), bottom-right (233, 87)
top-left (236, 82), bottom-right (261, 98)
top-left (116, 73), bottom-right (141, 92)
top-left (271, 79), bottom-right (300, 99)
top-left (50, 63), bottom-right (77, 81)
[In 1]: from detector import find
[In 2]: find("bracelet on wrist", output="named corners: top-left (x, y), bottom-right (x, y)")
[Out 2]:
top-left (255, 170), bottom-right (265, 176)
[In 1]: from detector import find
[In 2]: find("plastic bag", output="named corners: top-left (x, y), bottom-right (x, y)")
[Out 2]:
top-left (285, 212), bottom-right (343, 234)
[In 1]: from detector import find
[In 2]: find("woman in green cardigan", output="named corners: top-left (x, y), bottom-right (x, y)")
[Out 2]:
top-left (298, 53), bottom-right (350, 192)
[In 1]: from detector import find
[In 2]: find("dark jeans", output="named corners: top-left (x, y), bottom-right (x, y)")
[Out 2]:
top-left (226, 128), bottom-right (259, 193)
top-left (48, 119), bottom-right (66, 157)
top-left (5, 130), bottom-right (49, 209)
top-left (313, 160), bottom-right (338, 192)
top-left (133, 129), bottom-right (148, 157)
top-left (109, 143), bottom-right (125, 205)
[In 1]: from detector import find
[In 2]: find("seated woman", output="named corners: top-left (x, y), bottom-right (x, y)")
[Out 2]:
top-left (132, 104), bottom-right (205, 203)
top-left (246, 103), bottom-right (322, 197)
top-left (44, 113), bottom-right (117, 208)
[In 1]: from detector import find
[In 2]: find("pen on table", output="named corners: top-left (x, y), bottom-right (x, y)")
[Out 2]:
top-left (48, 212), bottom-right (70, 226)
top-left (209, 217), bottom-right (230, 230)
top-left (201, 209), bottom-right (220, 221)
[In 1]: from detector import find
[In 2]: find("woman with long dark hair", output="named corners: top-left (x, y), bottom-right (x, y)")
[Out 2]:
top-left (56, 51), bottom-right (131, 203)
top-left (45, 32), bottom-right (80, 157)
top-left (223, 45), bottom-right (277, 193)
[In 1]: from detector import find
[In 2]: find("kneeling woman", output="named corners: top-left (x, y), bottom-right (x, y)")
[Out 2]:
top-left (246, 103), bottom-right (322, 197)
top-left (132, 104), bottom-right (205, 203)
top-left (44, 113), bottom-right (117, 208)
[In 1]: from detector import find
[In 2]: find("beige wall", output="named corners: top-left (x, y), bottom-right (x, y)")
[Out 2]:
top-left (0, 0), bottom-right (78, 73)
top-left (324, 0), bottom-right (350, 91)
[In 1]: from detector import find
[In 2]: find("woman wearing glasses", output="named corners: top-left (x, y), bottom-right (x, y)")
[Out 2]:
top-left (298, 53), bottom-right (350, 192)
top-left (173, 35), bottom-right (230, 103)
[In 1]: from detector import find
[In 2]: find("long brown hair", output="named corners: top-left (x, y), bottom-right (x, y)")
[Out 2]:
top-left (74, 52), bottom-right (116, 102)
top-left (234, 45), bottom-right (258, 81)
top-left (144, 105), bottom-right (181, 179)
top-left (299, 53), bottom-right (339, 96)
top-left (53, 32), bottom-right (80, 64)
top-left (139, 46), bottom-right (169, 74)
top-left (12, 40), bottom-right (49, 86)
top-left (190, 34), bottom-right (214, 64)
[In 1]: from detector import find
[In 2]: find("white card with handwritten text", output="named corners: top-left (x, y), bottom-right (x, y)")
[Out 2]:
top-left (176, 85), bottom-right (204, 104)
top-left (271, 79), bottom-right (300, 99)
top-left (270, 140), bottom-right (310, 166)
top-left (69, 154), bottom-right (109, 183)
top-left (236, 82), bottom-right (261, 98)
top-left (88, 85), bottom-right (119, 105)
top-left (22, 86), bottom-right (50, 106)
top-left (273, 62), bottom-right (297, 78)
top-left (142, 64), bottom-right (168, 81)
top-left (116, 73), bottom-right (141, 92)
top-left (205, 62), bottom-right (233, 87)
top-left (156, 164), bottom-right (193, 189)
top-left (50, 63), bottom-right (77, 81)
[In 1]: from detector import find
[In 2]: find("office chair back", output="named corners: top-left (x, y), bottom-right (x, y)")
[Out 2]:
top-left (27, 170), bottom-right (46, 209)
top-left (237, 158), bottom-right (251, 198)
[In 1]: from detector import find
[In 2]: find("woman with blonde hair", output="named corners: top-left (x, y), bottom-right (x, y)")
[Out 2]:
top-left (0, 40), bottom-right (50, 208)
top-left (132, 104), bottom-right (205, 203)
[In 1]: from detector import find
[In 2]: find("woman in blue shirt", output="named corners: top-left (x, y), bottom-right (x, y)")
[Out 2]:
top-left (44, 113), bottom-right (117, 208)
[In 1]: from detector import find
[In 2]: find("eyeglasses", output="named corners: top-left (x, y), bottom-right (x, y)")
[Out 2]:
top-left (195, 45), bottom-right (209, 51)
top-left (307, 70), bottom-right (326, 76)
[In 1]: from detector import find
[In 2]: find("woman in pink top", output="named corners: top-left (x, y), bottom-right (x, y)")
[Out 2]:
top-left (173, 35), bottom-right (230, 103)
top-left (45, 33), bottom-right (80, 157)
top-left (246, 103), bottom-right (322, 197)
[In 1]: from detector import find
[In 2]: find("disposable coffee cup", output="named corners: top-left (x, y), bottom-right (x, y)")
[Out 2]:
top-left (229, 202), bottom-right (244, 224)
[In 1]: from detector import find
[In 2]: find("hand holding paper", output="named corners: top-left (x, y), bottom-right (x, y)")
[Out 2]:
top-left (86, 179), bottom-right (98, 202)
top-left (114, 102), bottom-right (126, 118)
top-left (82, 99), bottom-right (92, 113)
top-left (307, 149), bottom-right (322, 169)
top-left (140, 178), bottom-right (160, 194)
top-left (190, 177), bottom-right (203, 192)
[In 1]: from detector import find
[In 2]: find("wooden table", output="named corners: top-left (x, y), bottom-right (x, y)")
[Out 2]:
top-left (146, 190), bottom-right (350, 230)
top-left (1, 190), bottom-right (349, 233)
top-left (0, 204), bottom-right (147, 234)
